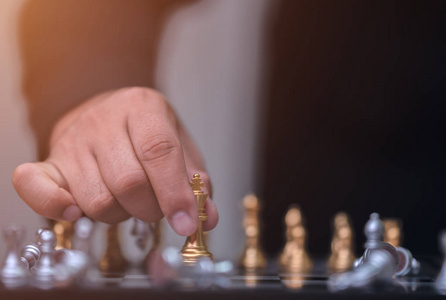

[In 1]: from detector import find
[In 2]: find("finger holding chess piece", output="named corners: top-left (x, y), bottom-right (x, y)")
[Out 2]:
top-left (181, 174), bottom-right (213, 265)
top-left (278, 205), bottom-right (312, 273)
top-left (238, 194), bottom-right (267, 270)
top-left (327, 212), bottom-right (355, 273)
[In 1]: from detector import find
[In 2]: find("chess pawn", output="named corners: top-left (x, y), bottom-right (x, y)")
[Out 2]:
top-left (72, 217), bottom-right (94, 255)
top-left (31, 229), bottom-right (58, 289)
top-left (238, 194), bottom-right (267, 270)
top-left (383, 219), bottom-right (402, 248)
top-left (0, 225), bottom-right (27, 288)
top-left (98, 224), bottom-right (128, 276)
top-left (51, 220), bottom-right (74, 250)
top-left (278, 205), bottom-right (312, 273)
top-left (364, 213), bottom-right (385, 249)
top-left (181, 174), bottom-right (213, 264)
top-left (327, 212), bottom-right (355, 273)
top-left (21, 244), bottom-right (41, 270)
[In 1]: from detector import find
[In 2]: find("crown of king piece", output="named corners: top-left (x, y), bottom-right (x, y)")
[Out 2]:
top-left (190, 174), bottom-right (204, 193)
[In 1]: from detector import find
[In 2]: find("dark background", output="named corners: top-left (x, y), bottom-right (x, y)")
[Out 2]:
top-left (260, 0), bottom-right (446, 256)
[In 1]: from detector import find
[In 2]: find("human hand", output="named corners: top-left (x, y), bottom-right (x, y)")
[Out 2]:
top-left (13, 87), bottom-right (218, 236)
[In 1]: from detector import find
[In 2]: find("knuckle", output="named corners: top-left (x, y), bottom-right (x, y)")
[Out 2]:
top-left (111, 170), bottom-right (148, 197)
top-left (120, 87), bottom-right (167, 108)
top-left (139, 137), bottom-right (178, 162)
top-left (85, 192), bottom-right (118, 220)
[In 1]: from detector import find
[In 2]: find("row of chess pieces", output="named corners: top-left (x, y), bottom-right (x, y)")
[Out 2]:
top-left (238, 194), bottom-right (412, 273)
top-left (237, 194), bottom-right (446, 293)
top-left (2, 188), bottom-right (446, 291)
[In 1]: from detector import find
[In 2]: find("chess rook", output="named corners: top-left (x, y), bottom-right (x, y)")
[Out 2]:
top-left (238, 194), bottom-right (267, 270)
top-left (181, 174), bottom-right (213, 264)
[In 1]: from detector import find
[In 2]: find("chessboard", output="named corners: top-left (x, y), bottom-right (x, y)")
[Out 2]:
top-left (0, 257), bottom-right (442, 300)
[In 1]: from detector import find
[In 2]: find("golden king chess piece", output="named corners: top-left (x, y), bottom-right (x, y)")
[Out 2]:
top-left (278, 205), bottom-right (312, 273)
top-left (51, 220), bottom-right (74, 250)
top-left (238, 194), bottom-right (267, 270)
top-left (99, 223), bottom-right (128, 276)
top-left (383, 218), bottom-right (402, 247)
top-left (181, 174), bottom-right (213, 265)
top-left (327, 212), bottom-right (355, 273)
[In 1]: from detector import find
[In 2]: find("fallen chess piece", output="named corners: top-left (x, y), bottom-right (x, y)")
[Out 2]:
top-left (329, 213), bottom-right (421, 292)
top-left (328, 248), bottom-right (395, 291)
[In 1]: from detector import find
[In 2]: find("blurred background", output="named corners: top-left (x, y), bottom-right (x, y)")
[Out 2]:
top-left (0, 0), bottom-right (445, 265)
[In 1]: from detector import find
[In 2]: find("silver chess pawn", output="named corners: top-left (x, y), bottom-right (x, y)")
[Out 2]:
top-left (31, 229), bottom-right (58, 289)
top-left (356, 214), bottom-right (420, 277)
top-left (72, 217), bottom-right (94, 255)
top-left (0, 224), bottom-right (28, 288)
top-left (21, 244), bottom-right (40, 270)
top-left (364, 213), bottom-right (385, 249)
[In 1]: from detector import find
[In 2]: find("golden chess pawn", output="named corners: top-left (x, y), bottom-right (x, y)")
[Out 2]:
top-left (238, 194), bottom-right (267, 270)
top-left (278, 205), bottom-right (312, 273)
top-left (327, 212), bottom-right (355, 273)
top-left (181, 174), bottom-right (213, 265)
top-left (99, 223), bottom-right (128, 276)
top-left (51, 220), bottom-right (74, 250)
top-left (383, 218), bottom-right (402, 247)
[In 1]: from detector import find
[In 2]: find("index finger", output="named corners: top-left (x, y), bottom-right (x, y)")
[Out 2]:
top-left (127, 92), bottom-right (198, 236)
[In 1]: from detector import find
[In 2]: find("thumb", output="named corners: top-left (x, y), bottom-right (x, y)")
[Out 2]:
top-left (12, 162), bottom-right (82, 221)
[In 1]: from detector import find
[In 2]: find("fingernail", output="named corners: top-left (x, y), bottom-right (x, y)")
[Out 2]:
top-left (171, 211), bottom-right (196, 236)
top-left (62, 205), bottom-right (82, 221)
